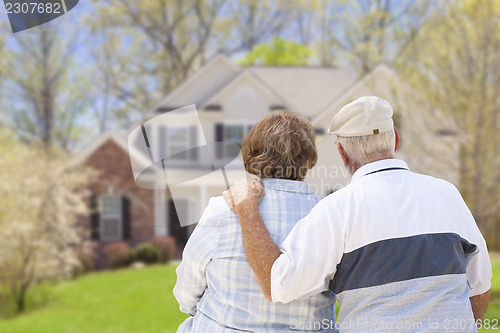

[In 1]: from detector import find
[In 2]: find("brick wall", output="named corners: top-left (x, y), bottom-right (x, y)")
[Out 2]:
top-left (82, 139), bottom-right (155, 268)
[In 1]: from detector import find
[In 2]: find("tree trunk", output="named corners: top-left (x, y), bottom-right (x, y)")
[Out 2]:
top-left (15, 284), bottom-right (28, 313)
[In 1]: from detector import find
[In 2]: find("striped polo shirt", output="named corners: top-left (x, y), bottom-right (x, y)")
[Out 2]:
top-left (271, 159), bottom-right (492, 332)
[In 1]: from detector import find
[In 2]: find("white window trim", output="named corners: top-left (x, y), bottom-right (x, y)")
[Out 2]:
top-left (99, 195), bottom-right (123, 241)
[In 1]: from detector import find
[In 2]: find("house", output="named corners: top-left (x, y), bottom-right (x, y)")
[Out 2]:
top-left (78, 55), bottom-right (460, 268)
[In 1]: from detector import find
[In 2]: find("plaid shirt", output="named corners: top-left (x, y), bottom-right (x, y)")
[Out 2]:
top-left (174, 178), bottom-right (337, 332)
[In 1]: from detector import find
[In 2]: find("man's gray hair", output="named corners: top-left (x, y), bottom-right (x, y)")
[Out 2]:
top-left (336, 130), bottom-right (396, 167)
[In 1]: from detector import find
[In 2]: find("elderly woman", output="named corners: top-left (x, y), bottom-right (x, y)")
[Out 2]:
top-left (174, 111), bottom-right (336, 332)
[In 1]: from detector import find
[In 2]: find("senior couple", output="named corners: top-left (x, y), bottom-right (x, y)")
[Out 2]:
top-left (174, 96), bottom-right (492, 332)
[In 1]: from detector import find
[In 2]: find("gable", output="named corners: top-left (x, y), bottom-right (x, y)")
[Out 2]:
top-left (312, 65), bottom-right (406, 129)
top-left (202, 71), bottom-right (287, 121)
top-left (85, 139), bottom-right (131, 172)
top-left (73, 132), bottom-right (128, 164)
top-left (249, 67), bottom-right (357, 119)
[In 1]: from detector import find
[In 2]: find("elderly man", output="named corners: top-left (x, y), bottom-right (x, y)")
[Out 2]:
top-left (224, 96), bottom-right (492, 332)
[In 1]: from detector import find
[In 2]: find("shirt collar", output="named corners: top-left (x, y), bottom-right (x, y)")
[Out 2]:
top-left (351, 158), bottom-right (410, 183)
top-left (260, 178), bottom-right (314, 194)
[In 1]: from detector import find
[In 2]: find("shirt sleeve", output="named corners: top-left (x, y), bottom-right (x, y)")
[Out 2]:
top-left (461, 214), bottom-right (492, 297)
top-left (270, 197), bottom-right (343, 303)
top-left (173, 198), bottom-right (222, 315)
top-left (449, 184), bottom-right (492, 297)
top-left (467, 235), bottom-right (492, 297)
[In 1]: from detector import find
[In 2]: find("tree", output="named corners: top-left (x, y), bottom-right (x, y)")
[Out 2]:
top-left (86, 32), bottom-right (124, 134)
top-left (0, 22), bottom-right (10, 89)
top-left (86, 0), bottom-right (228, 127)
top-left (0, 136), bottom-right (94, 314)
top-left (398, 0), bottom-right (500, 243)
top-left (316, 0), bottom-right (434, 72)
top-left (86, 0), bottom-right (302, 124)
top-left (219, 0), bottom-right (301, 53)
top-left (1, 25), bottom-right (90, 150)
top-left (238, 37), bottom-right (315, 66)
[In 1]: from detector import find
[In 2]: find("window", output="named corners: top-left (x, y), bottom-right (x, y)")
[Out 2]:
top-left (158, 125), bottom-right (198, 164)
top-left (215, 123), bottom-right (253, 159)
top-left (100, 195), bottom-right (122, 240)
top-left (224, 125), bottom-right (245, 158)
top-left (203, 104), bottom-right (222, 111)
top-left (166, 126), bottom-right (189, 160)
top-left (220, 124), bottom-right (253, 159)
top-left (155, 106), bottom-right (181, 113)
top-left (269, 105), bottom-right (287, 111)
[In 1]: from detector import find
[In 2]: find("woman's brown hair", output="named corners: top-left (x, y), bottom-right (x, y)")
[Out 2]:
top-left (242, 111), bottom-right (317, 181)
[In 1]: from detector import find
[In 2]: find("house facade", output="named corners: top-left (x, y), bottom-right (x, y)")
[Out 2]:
top-left (79, 55), bottom-right (460, 267)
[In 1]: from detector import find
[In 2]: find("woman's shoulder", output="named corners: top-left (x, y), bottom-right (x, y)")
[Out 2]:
top-left (198, 196), bottom-right (233, 226)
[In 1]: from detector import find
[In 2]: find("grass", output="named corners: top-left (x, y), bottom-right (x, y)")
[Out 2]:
top-left (0, 260), bottom-right (499, 332)
top-left (482, 258), bottom-right (500, 331)
top-left (0, 265), bottom-right (188, 333)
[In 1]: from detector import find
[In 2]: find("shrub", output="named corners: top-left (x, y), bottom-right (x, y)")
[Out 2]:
top-left (151, 236), bottom-right (175, 264)
top-left (131, 243), bottom-right (160, 265)
top-left (74, 246), bottom-right (95, 276)
top-left (104, 242), bottom-right (131, 269)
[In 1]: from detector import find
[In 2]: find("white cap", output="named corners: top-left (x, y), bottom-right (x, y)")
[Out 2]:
top-left (328, 96), bottom-right (394, 138)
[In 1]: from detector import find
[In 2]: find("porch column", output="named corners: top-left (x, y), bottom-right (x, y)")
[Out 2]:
top-left (154, 188), bottom-right (167, 236)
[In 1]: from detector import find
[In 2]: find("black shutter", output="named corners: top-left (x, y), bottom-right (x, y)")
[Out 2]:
top-left (122, 196), bottom-right (131, 240)
top-left (90, 194), bottom-right (100, 240)
top-left (215, 123), bottom-right (224, 159)
top-left (215, 123), bottom-right (224, 141)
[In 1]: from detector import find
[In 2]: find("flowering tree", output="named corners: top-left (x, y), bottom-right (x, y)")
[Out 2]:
top-left (0, 137), bottom-right (93, 314)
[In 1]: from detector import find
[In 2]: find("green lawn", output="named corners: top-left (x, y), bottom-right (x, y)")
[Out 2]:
top-left (482, 258), bottom-right (500, 331)
top-left (0, 265), bottom-right (188, 333)
top-left (0, 261), bottom-right (499, 333)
